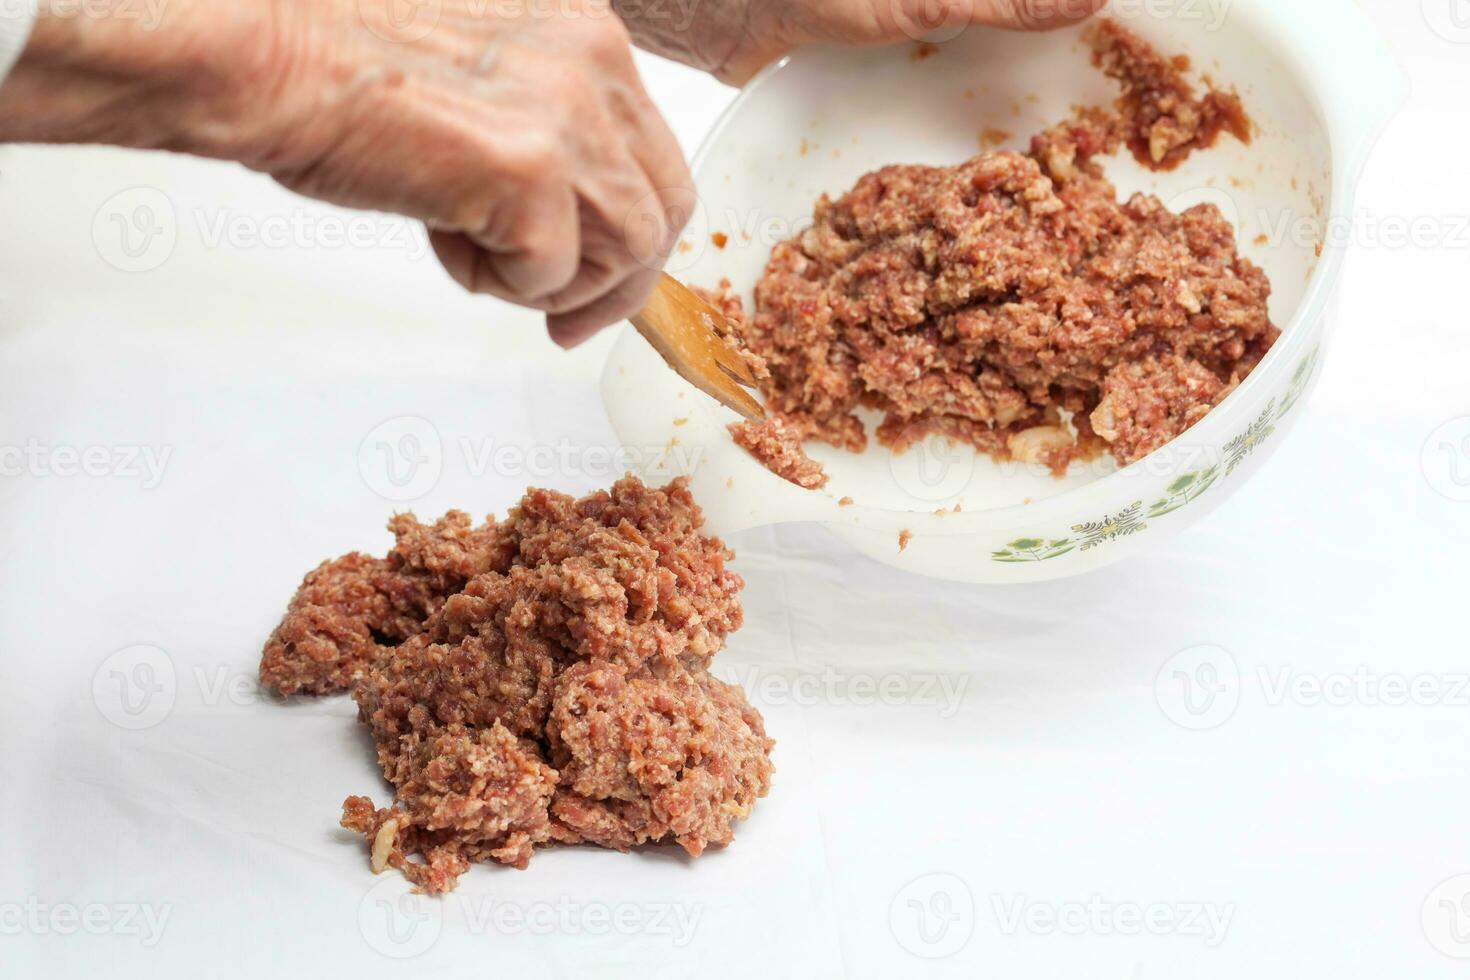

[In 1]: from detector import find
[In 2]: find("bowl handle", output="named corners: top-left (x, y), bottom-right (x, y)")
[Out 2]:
top-left (1269, 0), bottom-right (1407, 182)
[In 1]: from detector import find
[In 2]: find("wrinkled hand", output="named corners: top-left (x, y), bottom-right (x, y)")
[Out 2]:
top-left (0, 0), bottom-right (693, 345)
top-left (618, 0), bottom-right (1108, 84)
top-left (260, 0), bottom-right (693, 345)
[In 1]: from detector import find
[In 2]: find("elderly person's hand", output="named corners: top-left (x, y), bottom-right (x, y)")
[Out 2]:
top-left (0, 0), bottom-right (692, 345)
top-left (619, 0), bottom-right (1108, 84)
top-left (0, 0), bottom-right (1103, 344)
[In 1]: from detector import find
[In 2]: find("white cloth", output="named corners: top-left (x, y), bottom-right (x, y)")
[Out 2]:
top-left (2, 4), bottom-right (1468, 978)
top-left (0, 0), bottom-right (36, 88)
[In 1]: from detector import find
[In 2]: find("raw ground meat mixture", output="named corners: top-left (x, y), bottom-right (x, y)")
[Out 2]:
top-left (260, 477), bottom-right (773, 893)
top-left (729, 415), bottom-right (829, 489)
top-left (725, 21), bottom-right (1275, 483)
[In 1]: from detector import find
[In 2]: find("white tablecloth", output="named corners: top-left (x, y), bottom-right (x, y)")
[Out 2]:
top-left (2, 2), bottom-right (1466, 976)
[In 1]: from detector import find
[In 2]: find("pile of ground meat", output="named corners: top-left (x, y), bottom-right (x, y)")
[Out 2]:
top-left (727, 21), bottom-right (1274, 482)
top-left (260, 477), bottom-right (773, 892)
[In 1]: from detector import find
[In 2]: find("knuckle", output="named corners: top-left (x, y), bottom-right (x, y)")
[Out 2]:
top-left (548, 70), bottom-right (593, 111)
top-left (506, 216), bottom-right (553, 256)
top-left (495, 129), bottom-right (566, 185)
top-left (569, 13), bottom-right (633, 67)
top-left (541, 280), bottom-right (597, 314)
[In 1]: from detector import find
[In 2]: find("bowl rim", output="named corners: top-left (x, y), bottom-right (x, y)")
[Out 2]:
top-left (653, 2), bottom-right (1390, 532)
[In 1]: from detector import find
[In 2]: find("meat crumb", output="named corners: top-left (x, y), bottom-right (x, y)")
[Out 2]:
top-left (263, 477), bottom-right (774, 892)
top-left (979, 127), bottom-right (1013, 150)
top-left (838, 496), bottom-right (854, 506)
top-left (729, 416), bottom-right (829, 489)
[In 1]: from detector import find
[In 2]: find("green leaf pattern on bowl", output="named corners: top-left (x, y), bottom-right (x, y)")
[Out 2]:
top-left (991, 346), bottom-right (1320, 562)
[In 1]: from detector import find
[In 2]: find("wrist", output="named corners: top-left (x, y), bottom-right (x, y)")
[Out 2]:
top-left (0, 0), bottom-right (277, 156)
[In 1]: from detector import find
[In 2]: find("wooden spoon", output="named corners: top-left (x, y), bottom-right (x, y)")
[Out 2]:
top-left (629, 273), bottom-right (765, 421)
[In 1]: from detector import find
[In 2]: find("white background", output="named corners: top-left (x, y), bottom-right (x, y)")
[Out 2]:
top-left (1, 1), bottom-right (1467, 977)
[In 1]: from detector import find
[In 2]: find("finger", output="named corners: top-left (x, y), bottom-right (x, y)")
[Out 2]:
top-left (536, 172), bottom-right (668, 335)
top-left (623, 117), bottom-right (696, 277)
top-left (614, 76), bottom-right (694, 215)
top-left (600, 61), bottom-right (692, 274)
top-left (463, 177), bottom-right (581, 302)
top-left (545, 264), bottom-right (661, 348)
top-left (430, 229), bottom-right (516, 297)
top-left (538, 247), bottom-right (625, 317)
top-left (530, 88), bottom-right (679, 326)
top-left (538, 149), bottom-right (664, 314)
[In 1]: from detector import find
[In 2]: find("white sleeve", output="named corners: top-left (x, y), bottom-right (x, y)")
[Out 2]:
top-left (0, 0), bottom-right (38, 88)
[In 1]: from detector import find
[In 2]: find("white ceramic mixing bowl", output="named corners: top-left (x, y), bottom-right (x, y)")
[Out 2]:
top-left (601, 0), bottom-right (1402, 583)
